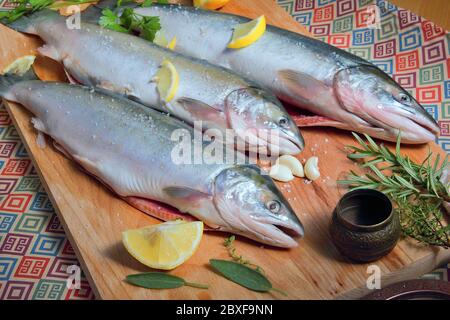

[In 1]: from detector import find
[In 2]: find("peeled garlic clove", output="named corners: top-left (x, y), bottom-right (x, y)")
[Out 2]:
top-left (269, 164), bottom-right (294, 182)
top-left (305, 156), bottom-right (320, 181)
top-left (277, 155), bottom-right (304, 177)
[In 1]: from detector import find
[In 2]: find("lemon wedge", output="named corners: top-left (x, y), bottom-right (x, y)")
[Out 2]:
top-left (194, 0), bottom-right (231, 10)
top-left (122, 220), bottom-right (204, 270)
top-left (154, 31), bottom-right (177, 50)
top-left (155, 59), bottom-right (179, 102)
top-left (2, 55), bottom-right (36, 76)
top-left (228, 15), bottom-right (266, 49)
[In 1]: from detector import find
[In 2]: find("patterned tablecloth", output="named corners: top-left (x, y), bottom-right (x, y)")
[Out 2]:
top-left (0, 0), bottom-right (449, 300)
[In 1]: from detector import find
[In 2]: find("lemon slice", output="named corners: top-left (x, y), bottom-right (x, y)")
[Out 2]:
top-left (227, 15), bottom-right (266, 49)
top-left (123, 220), bottom-right (204, 270)
top-left (154, 31), bottom-right (177, 50)
top-left (193, 0), bottom-right (231, 10)
top-left (2, 55), bottom-right (36, 76)
top-left (155, 59), bottom-right (179, 102)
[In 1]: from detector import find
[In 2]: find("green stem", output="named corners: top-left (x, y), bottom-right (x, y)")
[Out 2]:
top-left (270, 287), bottom-right (288, 296)
top-left (49, 0), bottom-right (98, 9)
top-left (184, 281), bottom-right (209, 289)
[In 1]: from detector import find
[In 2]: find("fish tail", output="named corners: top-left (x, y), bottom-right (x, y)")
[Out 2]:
top-left (6, 9), bottom-right (60, 34)
top-left (0, 69), bottom-right (37, 98)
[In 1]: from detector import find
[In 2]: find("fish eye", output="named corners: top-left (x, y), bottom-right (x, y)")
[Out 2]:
top-left (266, 200), bottom-right (281, 214)
top-left (398, 93), bottom-right (411, 104)
top-left (278, 117), bottom-right (289, 127)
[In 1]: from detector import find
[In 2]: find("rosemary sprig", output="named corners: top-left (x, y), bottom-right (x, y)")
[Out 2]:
top-left (339, 133), bottom-right (450, 248)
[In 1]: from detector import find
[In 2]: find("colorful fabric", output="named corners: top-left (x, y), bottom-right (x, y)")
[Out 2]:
top-left (0, 0), bottom-right (448, 300)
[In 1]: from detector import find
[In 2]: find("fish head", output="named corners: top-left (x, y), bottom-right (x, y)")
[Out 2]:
top-left (213, 165), bottom-right (304, 248)
top-left (225, 87), bottom-right (304, 155)
top-left (334, 65), bottom-right (439, 143)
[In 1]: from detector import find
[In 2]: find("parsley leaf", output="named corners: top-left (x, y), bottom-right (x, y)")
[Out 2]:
top-left (98, 8), bottom-right (128, 33)
top-left (138, 16), bottom-right (160, 41)
top-left (140, 0), bottom-right (153, 7)
top-left (98, 3), bottom-right (161, 42)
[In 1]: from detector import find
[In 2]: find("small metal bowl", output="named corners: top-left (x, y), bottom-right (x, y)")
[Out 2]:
top-left (330, 189), bottom-right (401, 262)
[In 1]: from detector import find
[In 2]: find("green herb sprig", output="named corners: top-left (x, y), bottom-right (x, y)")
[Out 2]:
top-left (223, 235), bottom-right (265, 274)
top-left (220, 236), bottom-right (286, 296)
top-left (339, 133), bottom-right (450, 248)
top-left (0, 0), bottom-right (96, 23)
top-left (99, 0), bottom-right (166, 41)
top-left (126, 272), bottom-right (209, 289)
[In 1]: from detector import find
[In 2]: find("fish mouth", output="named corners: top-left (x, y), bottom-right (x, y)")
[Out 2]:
top-left (362, 105), bottom-right (440, 143)
top-left (278, 128), bottom-right (305, 155)
top-left (255, 128), bottom-right (305, 155)
top-left (251, 217), bottom-right (304, 248)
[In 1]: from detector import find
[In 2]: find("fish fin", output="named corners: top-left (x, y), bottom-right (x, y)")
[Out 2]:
top-left (125, 196), bottom-right (197, 222)
top-left (6, 9), bottom-right (59, 34)
top-left (124, 196), bottom-right (216, 230)
top-left (37, 44), bottom-right (60, 61)
top-left (31, 117), bottom-right (47, 148)
top-left (53, 141), bottom-right (72, 159)
top-left (63, 68), bottom-right (79, 84)
top-left (164, 186), bottom-right (212, 201)
top-left (0, 69), bottom-right (38, 98)
top-left (278, 69), bottom-right (330, 100)
top-left (176, 97), bottom-right (225, 123)
top-left (72, 154), bottom-right (102, 176)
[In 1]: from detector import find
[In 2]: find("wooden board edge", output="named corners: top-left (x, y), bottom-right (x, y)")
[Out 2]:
top-left (4, 100), bottom-right (103, 300)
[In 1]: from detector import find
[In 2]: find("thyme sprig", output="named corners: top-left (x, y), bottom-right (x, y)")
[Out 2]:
top-left (223, 236), bottom-right (265, 274)
top-left (339, 133), bottom-right (450, 248)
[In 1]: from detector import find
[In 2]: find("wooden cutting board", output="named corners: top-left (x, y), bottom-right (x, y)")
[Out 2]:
top-left (1, 0), bottom-right (450, 300)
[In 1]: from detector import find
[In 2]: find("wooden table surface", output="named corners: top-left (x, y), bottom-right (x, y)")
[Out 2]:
top-left (390, 0), bottom-right (450, 30)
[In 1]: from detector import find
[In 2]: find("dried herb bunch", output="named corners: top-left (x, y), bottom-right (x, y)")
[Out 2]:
top-left (339, 133), bottom-right (450, 248)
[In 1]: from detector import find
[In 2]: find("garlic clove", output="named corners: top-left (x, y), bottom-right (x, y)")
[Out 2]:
top-left (277, 155), bottom-right (304, 177)
top-left (269, 164), bottom-right (294, 182)
top-left (304, 156), bottom-right (320, 181)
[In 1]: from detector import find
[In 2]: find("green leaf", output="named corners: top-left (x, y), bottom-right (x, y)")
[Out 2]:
top-left (126, 272), bottom-right (208, 289)
top-left (99, 8), bottom-right (129, 33)
top-left (364, 133), bottom-right (379, 152)
top-left (210, 259), bottom-right (272, 292)
top-left (119, 7), bottom-right (135, 30)
top-left (141, 0), bottom-right (153, 7)
top-left (126, 272), bottom-right (185, 289)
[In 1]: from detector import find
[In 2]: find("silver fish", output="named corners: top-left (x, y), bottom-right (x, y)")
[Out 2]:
top-left (7, 9), bottom-right (304, 155)
top-left (0, 74), bottom-right (304, 247)
top-left (128, 3), bottom-right (439, 144)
